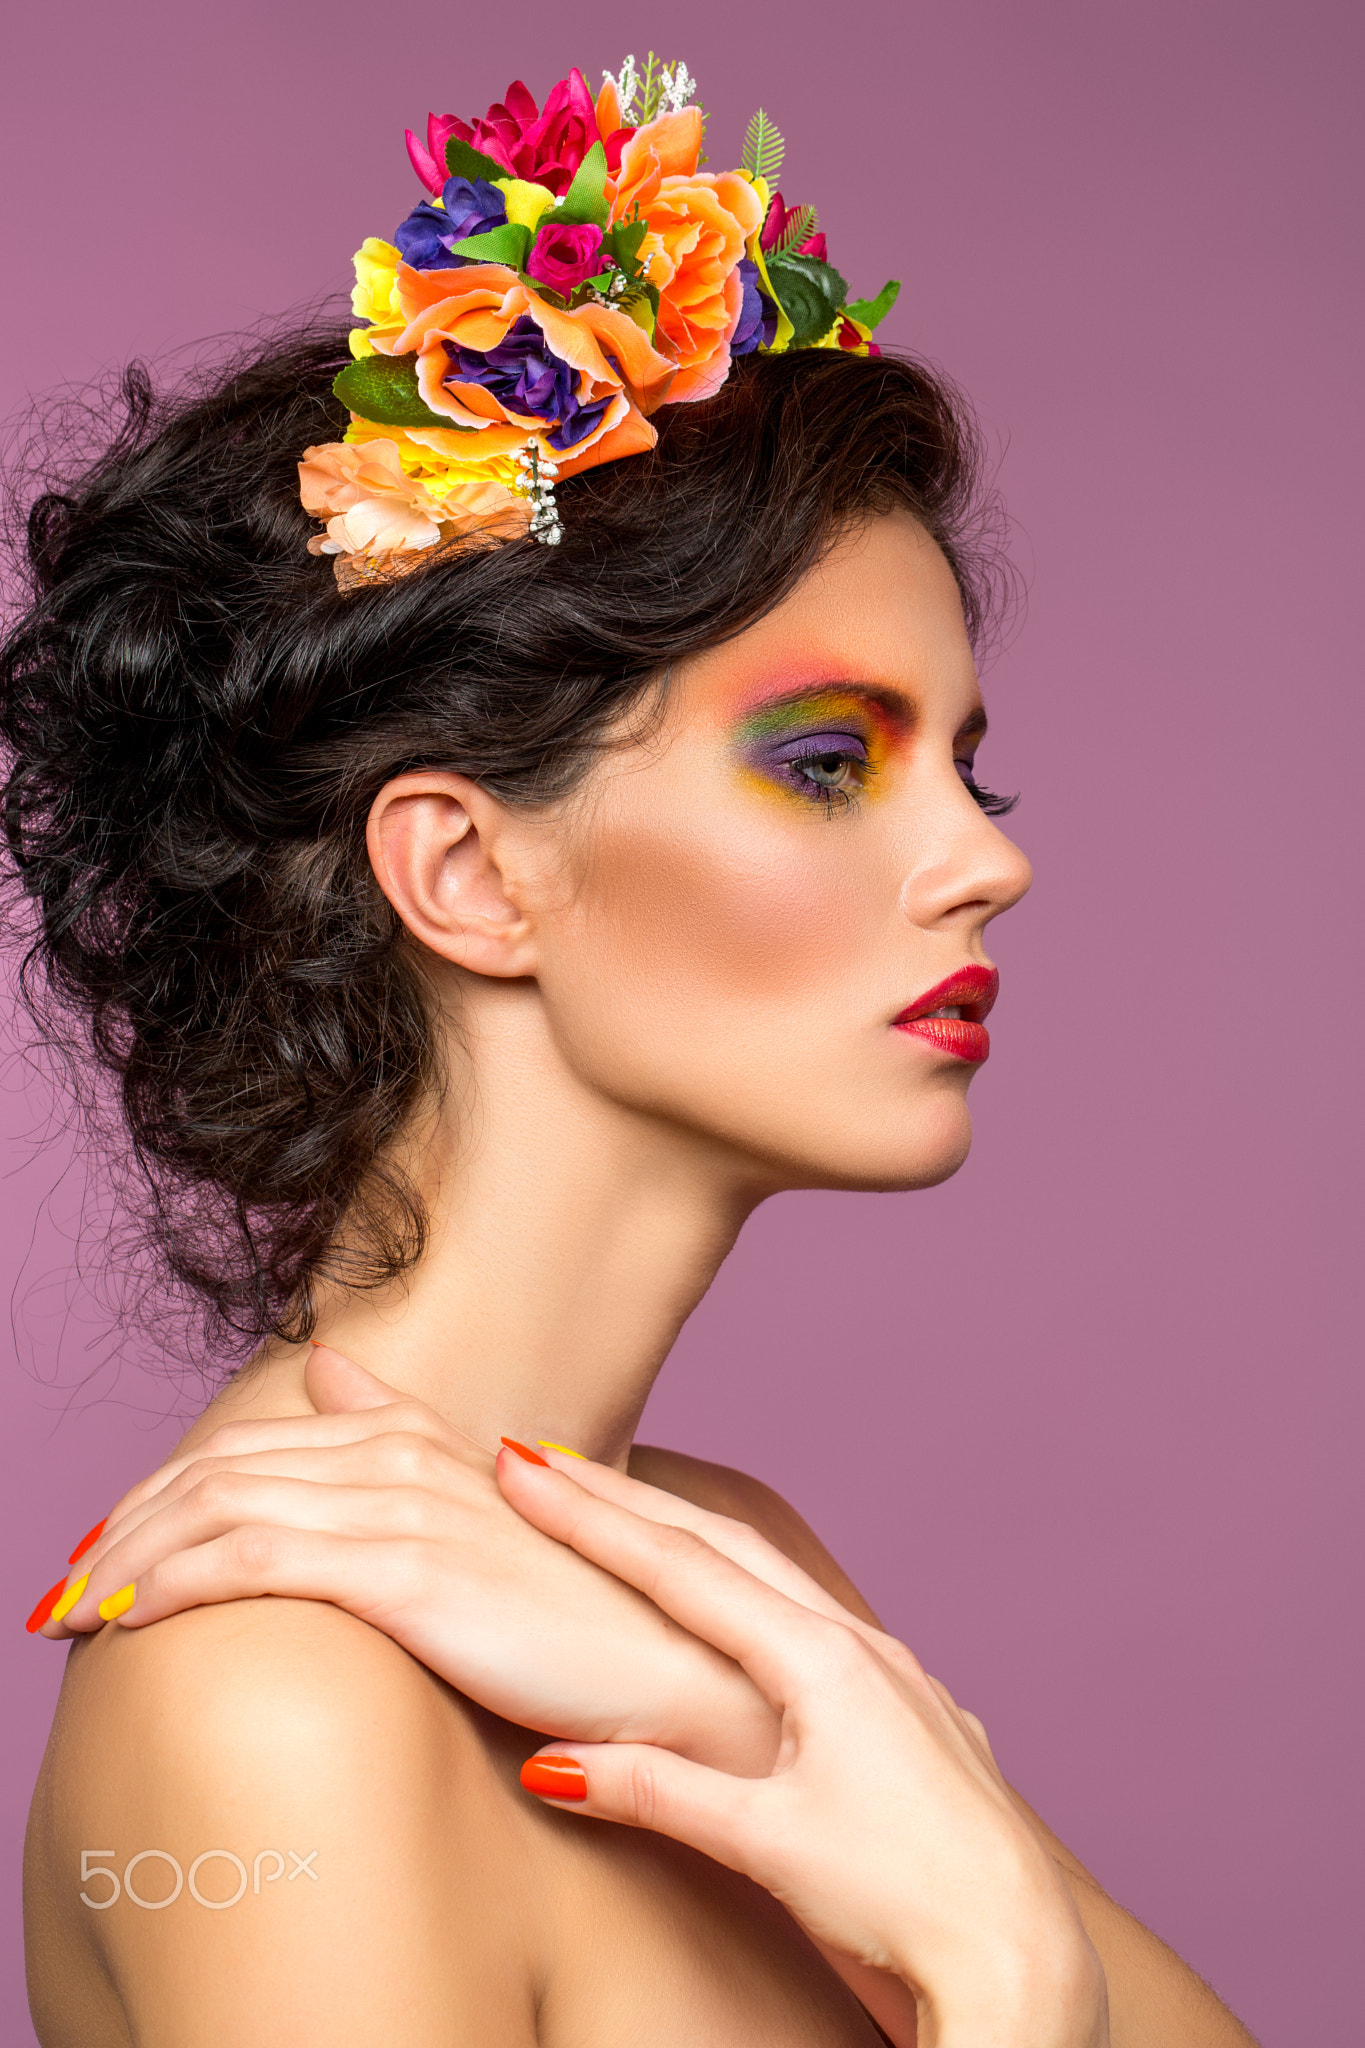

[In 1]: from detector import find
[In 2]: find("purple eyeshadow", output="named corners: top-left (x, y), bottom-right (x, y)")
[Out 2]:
top-left (755, 729), bottom-right (870, 768)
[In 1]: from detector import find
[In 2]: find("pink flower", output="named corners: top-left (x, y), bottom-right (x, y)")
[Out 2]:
top-left (409, 71), bottom-right (600, 201)
top-left (525, 221), bottom-right (605, 296)
top-left (298, 438), bottom-right (529, 589)
top-left (405, 113), bottom-right (475, 197)
top-left (300, 439), bottom-right (445, 557)
top-left (759, 192), bottom-right (827, 262)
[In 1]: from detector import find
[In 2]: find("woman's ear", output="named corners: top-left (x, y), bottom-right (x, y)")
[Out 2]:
top-left (366, 771), bottom-right (539, 979)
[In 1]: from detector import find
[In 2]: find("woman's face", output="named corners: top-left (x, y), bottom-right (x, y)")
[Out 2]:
top-left (525, 509), bottom-right (1033, 1193)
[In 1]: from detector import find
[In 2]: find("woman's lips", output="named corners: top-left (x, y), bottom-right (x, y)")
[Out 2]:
top-left (892, 965), bottom-right (999, 1064)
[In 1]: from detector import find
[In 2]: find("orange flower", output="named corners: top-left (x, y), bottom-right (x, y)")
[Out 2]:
top-left (606, 108), bottom-right (704, 217)
top-left (627, 171), bottom-right (764, 402)
top-left (298, 438), bottom-right (528, 588)
top-left (371, 263), bottom-right (676, 479)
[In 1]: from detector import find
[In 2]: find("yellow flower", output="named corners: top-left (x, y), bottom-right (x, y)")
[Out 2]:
top-left (349, 238), bottom-right (403, 359)
top-left (738, 175), bottom-right (794, 356)
top-left (494, 178), bottom-right (557, 231)
top-left (344, 416), bottom-right (521, 499)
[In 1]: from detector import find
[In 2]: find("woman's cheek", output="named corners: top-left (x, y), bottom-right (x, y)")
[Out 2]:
top-left (572, 807), bottom-right (869, 1008)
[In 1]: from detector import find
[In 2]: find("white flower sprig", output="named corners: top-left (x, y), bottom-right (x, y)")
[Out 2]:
top-left (604, 52), bottom-right (697, 126)
top-left (514, 441), bottom-right (563, 546)
top-left (659, 60), bottom-right (695, 115)
top-left (603, 53), bottom-right (639, 115)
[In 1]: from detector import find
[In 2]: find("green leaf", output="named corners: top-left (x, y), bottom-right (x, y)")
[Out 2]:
top-left (608, 217), bottom-right (649, 278)
top-left (771, 203), bottom-right (817, 257)
top-left (332, 354), bottom-right (468, 431)
top-left (451, 222), bottom-right (532, 268)
top-left (618, 281), bottom-right (660, 341)
top-left (444, 135), bottom-right (510, 186)
top-left (846, 279), bottom-right (901, 332)
top-left (765, 251), bottom-right (850, 349)
top-left (740, 109), bottom-right (785, 184)
top-left (547, 140), bottom-right (609, 227)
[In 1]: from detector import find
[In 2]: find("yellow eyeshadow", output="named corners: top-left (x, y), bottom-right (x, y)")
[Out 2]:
top-left (730, 689), bottom-right (903, 805)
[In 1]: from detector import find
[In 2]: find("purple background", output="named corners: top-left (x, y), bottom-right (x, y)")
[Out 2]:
top-left (2, 3), bottom-right (1359, 2041)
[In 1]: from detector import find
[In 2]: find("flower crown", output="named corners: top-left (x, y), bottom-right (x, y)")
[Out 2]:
top-left (300, 55), bottom-right (900, 588)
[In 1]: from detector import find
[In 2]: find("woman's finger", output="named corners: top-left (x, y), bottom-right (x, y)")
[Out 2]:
top-left (497, 1452), bottom-right (868, 1711)
top-left (60, 1524), bottom-right (427, 1635)
top-left (37, 1468), bottom-right (443, 1636)
top-left (534, 1449), bottom-right (865, 1627)
top-left (303, 1342), bottom-right (404, 1412)
top-left (519, 1738), bottom-right (763, 1879)
top-left (72, 1393), bottom-right (482, 1569)
top-left (49, 1426), bottom-right (476, 1601)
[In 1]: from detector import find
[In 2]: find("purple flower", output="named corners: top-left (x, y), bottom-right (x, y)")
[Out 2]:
top-left (443, 316), bottom-right (612, 451)
top-left (525, 221), bottom-right (605, 298)
top-left (731, 258), bottom-right (777, 356)
top-left (395, 176), bottom-right (508, 270)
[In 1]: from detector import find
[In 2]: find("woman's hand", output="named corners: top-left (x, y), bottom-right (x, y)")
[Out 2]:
top-left (30, 1346), bottom-right (815, 1774)
top-left (502, 1450), bottom-right (1110, 2048)
top-left (33, 1345), bottom-right (1106, 2043)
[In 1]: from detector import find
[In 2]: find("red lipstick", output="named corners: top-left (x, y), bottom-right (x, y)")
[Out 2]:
top-left (892, 965), bottom-right (998, 1063)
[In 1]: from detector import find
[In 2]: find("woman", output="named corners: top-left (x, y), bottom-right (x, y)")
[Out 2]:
top-left (12, 63), bottom-right (1255, 2048)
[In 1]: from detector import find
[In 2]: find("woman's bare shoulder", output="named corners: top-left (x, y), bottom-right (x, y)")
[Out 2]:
top-left (28, 1598), bottom-right (540, 2047)
top-left (628, 1444), bottom-right (881, 1626)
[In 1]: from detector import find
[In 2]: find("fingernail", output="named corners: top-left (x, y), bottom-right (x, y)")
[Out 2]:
top-left (520, 1755), bottom-right (588, 1801)
top-left (25, 1578), bottom-right (68, 1634)
top-left (536, 1440), bottom-right (585, 1460)
top-left (500, 1436), bottom-right (550, 1468)
top-left (68, 1518), bottom-right (107, 1565)
top-left (49, 1574), bottom-right (89, 1625)
top-left (98, 1584), bottom-right (136, 1623)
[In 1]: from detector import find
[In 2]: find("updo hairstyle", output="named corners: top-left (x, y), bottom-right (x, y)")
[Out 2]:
top-left (0, 331), bottom-right (1000, 1350)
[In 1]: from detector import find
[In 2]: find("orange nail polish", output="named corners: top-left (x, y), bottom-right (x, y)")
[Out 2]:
top-left (67, 1518), bottom-right (107, 1566)
top-left (500, 1436), bottom-right (550, 1468)
top-left (520, 1755), bottom-right (588, 1801)
top-left (25, 1578), bottom-right (67, 1634)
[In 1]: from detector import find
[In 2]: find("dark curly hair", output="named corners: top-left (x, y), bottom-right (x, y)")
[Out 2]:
top-left (0, 327), bottom-right (1004, 1352)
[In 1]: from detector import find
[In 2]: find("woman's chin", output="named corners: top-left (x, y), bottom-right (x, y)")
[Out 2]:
top-left (857, 1121), bottom-right (975, 1193)
top-left (772, 1093), bottom-right (977, 1195)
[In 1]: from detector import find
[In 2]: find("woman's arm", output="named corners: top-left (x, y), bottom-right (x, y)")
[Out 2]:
top-left (28, 1596), bottom-right (539, 2048)
top-left (502, 1445), bottom-right (1108, 2048)
top-left (36, 1349), bottom-right (1256, 2046)
top-left (632, 1446), bottom-right (1259, 2048)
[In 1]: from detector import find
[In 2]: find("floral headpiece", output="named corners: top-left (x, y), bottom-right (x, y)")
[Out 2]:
top-left (300, 55), bottom-right (899, 588)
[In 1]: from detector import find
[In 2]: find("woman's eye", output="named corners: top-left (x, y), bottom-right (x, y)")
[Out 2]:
top-left (796, 749), bottom-right (862, 792)
top-left (766, 732), bottom-right (872, 807)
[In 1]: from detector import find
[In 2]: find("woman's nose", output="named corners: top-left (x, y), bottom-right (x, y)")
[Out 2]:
top-left (897, 810), bottom-right (1032, 933)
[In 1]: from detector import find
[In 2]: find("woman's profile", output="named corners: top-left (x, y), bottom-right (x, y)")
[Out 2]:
top-left (9, 58), bottom-right (1258, 2048)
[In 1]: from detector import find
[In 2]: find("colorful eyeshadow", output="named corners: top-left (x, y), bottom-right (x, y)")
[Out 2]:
top-left (729, 686), bottom-right (909, 808)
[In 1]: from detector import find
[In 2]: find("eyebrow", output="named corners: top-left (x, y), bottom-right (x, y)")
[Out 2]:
top-left (739, 679), bottom-right (989, 746)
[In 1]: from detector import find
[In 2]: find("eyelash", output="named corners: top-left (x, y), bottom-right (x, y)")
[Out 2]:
top-left (784, 755), bottom-right (1021, 818)
top-left (957, 770), bottom-right (1020, 817)
top-left (769, 733), bottom-right (1021, 818)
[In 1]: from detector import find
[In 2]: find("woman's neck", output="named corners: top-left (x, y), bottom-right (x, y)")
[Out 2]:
top-left (210, 976), bottom-right (769, 1467)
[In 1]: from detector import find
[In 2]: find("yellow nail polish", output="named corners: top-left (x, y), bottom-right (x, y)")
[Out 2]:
top-left (49, 1574), bottom-right (89, 1624)
top-left (537, 1440), bottom-right (585, 1459)
top-left (98, 1584), bottom-right (136, 1622)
